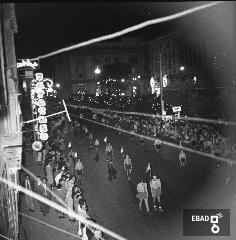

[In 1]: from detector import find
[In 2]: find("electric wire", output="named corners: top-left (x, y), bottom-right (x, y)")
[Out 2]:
top-left (68, 104), bottom-right (236, 127)
top-left (0, 177), bottom-right (127, 240)
top-left (70, 113), bottom-right (235, 165)
top-left (20, 165), bottom-right (111, 239)
top-left (0, 233), bottom-right (12, 240)
top-left (2, 205), bottom-right (81, 239)
top-left (27, 2), bottom-right (222, 61)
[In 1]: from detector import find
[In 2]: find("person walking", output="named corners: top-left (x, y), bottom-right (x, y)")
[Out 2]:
top-left (106, 142), bottom-right (113, 165)
top-left (145, 162), bottom-right (152, 181)
top-left (150, 175), bottom-right (163, 212)
top-left (179, 149), bottom-right (186, 167)
top-left (75, 158), bottom-right (83, 182)
top-left (154, 137), bottom-right (162, 154)
top-left (94, 138), bottom-right (100, 161)
top-left (39, 178), bottom-right (51, 216)
top-left (136, 179), bottom-right (150, 214)
top-left (65, 177), bottom-right (75, 221)
top-left (123, 154), bottom-right (132, 180)
top-left (24, 175), bottom-right (34, 212)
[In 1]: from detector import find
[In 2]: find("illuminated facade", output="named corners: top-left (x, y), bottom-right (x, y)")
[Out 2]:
top-left (54, 37), bottom-right (149, 97)
top-left (148, 31), bottom-right (207, 85)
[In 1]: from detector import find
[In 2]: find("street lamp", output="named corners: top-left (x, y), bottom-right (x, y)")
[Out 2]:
top-left (121, 79), bottom-right (125, 82)
top-left (95, 66), bottom-right (101, 74)
top-left (55, 83), bottom-right (60, 88)
top-left (180, 66), bottom-right (185, 71)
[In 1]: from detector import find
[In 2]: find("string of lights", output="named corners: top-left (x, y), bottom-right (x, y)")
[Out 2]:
top-left (0, 177), bottom-right (127, 240)
top-left (70, 113), bottom-right (235, 165)
top-left (69, 104), bottom-right (236, 127)
top-left (27, 2), bottom-right (222, 61)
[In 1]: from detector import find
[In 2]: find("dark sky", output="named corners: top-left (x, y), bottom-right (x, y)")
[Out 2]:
top-left (15, 2), bottom-right (213, 58)
top-left (14, 2), bottom-right (236, 85)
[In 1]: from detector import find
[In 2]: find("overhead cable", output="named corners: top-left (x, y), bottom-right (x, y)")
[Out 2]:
top-left (29, 2), bottom-right (223, 61)
top-left (71, 113), bottom-right (235, 165)
top-left (69, 104), bottom-right (236, 127)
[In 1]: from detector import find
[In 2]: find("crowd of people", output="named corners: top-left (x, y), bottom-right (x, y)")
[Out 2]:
top-left (23, 114), bottom-right (108, 240)
top-left (71, 107), bottom-right (236, 166)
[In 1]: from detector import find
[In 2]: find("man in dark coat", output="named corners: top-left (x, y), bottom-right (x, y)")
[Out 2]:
top-left (38, 177), bottom-right (51, 216)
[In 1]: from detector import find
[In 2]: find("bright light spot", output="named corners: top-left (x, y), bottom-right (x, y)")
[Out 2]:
top-left (180, 66), bottom-right (185, 71)
top-left (55, 83), bottom-right (60, 88)
top-left (163, 75), bottom-right (168, 88)
top-left (121, 93), bottom-right (125, 96)
top-left (121, 79), bottom-right (125, 82)
top-left (95, 66), bottom-right (101, 74)
top-left (138, 75), bottom-right (140, 78)
top-left (97, 82), bottom-right (100, 85)
top-left (193, 76), bottom-right (197, 84)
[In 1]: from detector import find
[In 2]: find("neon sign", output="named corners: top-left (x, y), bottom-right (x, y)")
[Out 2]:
top-left (17, 59), bottom-right (39, 69)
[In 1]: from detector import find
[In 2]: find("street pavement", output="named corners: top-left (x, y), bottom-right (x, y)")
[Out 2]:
top-left (18, 117), bottom-right (236, 240)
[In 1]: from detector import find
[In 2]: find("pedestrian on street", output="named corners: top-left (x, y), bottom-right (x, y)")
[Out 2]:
top-left (145, 162), bottom-right (152, 181)
top-left (94, 138), bottom-right (100, 161)
top-left (24, 175), bottom-right (34, 212)
top-left (107, 163), bottom-right (117, 181)
top-left (136, 179), bottom-right (150, 213)
top-left (154, 137), bottom-right (162, 155)
top-left (106, 142), bottom-right (113, 164)
top-left (46, 160), bottom-right (54, 187)
top-left (88, 132), bottom-right (94, 149)
top-left (150, 175), bottom-right (163, 212)
top-left (34, 176), bottom-right (42, 211)
top-left (140, 135), bottom-right (144, 147)
top-left (65, 177), bottom-right (75, 221)
top-left (39, 177), bottom-right (51, 216)
top-left (75, 158), bottom-right (83, 182)
top-left (123, 154), bottom-right (132, 180)
top-left (179, 149), bottom-right (186, 167)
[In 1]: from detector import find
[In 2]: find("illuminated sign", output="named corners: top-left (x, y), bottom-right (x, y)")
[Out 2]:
top-left (17, 59), bottom-right (39, 69)
top-left (172, 106), bottom-right (181, 112)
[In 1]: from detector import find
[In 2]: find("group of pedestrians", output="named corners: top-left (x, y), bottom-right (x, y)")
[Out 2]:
top-left (23, 115), bottom-right (108, 240)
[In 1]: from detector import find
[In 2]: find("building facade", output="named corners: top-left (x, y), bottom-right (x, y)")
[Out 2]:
top-left (54, 37), bottom-right (149, 97)
top-left (0, 3), bottom-right (22, 240)
top-left (148, 31), bottom-right (207, 86)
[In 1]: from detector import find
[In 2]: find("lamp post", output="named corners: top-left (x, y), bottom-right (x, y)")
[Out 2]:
top-left (159, 53), bottom-right (165, 116)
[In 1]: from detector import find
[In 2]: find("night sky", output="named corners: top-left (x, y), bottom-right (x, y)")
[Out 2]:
top-left (15, 2), bottom-right (236, 84)
top-left (15, 2), bottom-right (212, 58)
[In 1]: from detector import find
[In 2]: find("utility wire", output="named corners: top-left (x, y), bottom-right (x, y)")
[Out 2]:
top-left (68, 104), bottom-right (236, 127)
top-left (0, 178), bottom-right (127, 240)
top-left (29, 2), bottom-right (223, 61)
top-left (0, 233), bottom-right (13, 240)
top-left (2, 205), bottom-right (81, 239)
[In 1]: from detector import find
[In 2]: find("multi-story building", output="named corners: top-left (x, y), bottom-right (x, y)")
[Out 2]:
top-left (0, 3), bottom-right (22, 240)
top-left (53, 37), bottom-right (149, 97)
top-left (148, 31), bottom-right (207, 86)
